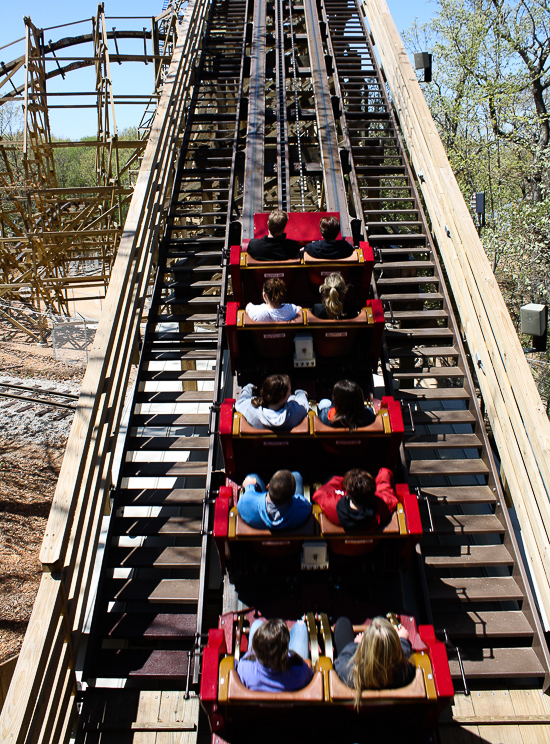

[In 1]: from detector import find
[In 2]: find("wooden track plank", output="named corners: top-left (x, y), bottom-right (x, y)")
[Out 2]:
top-left (156, 694), bottom-right (199, 744)
top-left (135, 391), bottom-right (213, 404)
top-left (134, 691), bottom-right (160, 744)
top-left (126, 436), bottom-right (211, 451)
top-left (434, 610), bottom-right (533, 639)
top-left (112, 579), bottom-right (200, 604)
top-left (132, 414), bottom-right (210, 426)
top-left (409, 459), bottom-right (489, 476)
top-left (121, 462), bottom-right (209, 478)
top-left (424, 544), bottom-right (513, 568)
top-left (421, 486), bottom-right (496, 503)
top-left (112, 516), bottom-right (202, 536)
top-left (428, 576), bottom-right (523, 602)
top-left (471, 690), bottom-right (523, 744)
top-left (410, 409), bottom-right (476, 424)
top-left (399, 388), bottom-right (469, 401)
top-left (406, 434), bottom-right (482, 449)
top-left (104, 613), bottom-right (197, 639)
top-left (109, 546), bottom-right (202, 569)
top-left (118, 488), bottom-right (205, 506)
top-left (431, 514), bottom-right (504, 534)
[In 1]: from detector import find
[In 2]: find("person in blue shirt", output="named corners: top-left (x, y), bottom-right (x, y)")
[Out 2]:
top-left (237, 469), bottom-right (311, 530)
top-left (304, 216), bottom-right (355, 260)
top-left (236, 617), bottom-right (313, 692)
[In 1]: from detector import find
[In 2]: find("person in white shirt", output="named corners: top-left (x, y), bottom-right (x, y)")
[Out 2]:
top-left (245, 278), bottom-right (301, 322)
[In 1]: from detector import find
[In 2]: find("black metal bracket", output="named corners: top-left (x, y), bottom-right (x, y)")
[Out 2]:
top-left (382, 300), bottom-right (394, 325)
top-left (416, 487), bottom-right (434, 533)
top-left (216, 304), bottom-right (227, 328)
top-left (443, 629), bottom-right (469, 695)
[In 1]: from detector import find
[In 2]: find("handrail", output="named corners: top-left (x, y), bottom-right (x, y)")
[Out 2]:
top-left (0, 2), bottom-right (211, 742)
top-left (361, 0), bottom-right (550, 621)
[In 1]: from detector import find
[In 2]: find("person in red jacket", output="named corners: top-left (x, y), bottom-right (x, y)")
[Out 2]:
top-left (312, 468), bottom-right (398, 530)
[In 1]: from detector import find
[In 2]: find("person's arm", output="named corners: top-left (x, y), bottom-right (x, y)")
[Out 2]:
top-left (369, 468), bottom-right (399, 527)
top-left (236, 488), bottom-right (267, 529)
top-left (292, 389), bottom-right (309, 411)
top-left (235, 383), bottom-right (255, 407)
top-left (312, 476), bottom-right (344, 525)
top-left (334, 642), bottom-right (357, 686)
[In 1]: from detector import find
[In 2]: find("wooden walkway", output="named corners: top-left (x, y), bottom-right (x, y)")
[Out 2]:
top-left (441, 690), bottom-right (550, 743)
top-left (76, 690), bottom-right (199, 743)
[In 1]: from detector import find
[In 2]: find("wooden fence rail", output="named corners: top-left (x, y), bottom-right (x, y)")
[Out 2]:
top-left (361, 0), bottom-right (550, 623)
top-left (0, 2), bottom-right (211, 742)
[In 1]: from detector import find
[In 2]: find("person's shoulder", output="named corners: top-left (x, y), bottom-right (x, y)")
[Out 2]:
top-left (247, 236), bottom-right (270, 258)
top-left (304, 240), bottom-right (321, 251)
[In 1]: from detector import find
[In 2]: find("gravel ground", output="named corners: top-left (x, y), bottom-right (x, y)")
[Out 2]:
top-left (0, 376), bottom-right (79, 445)
top-left (0, 327), bottom-right (85, 663)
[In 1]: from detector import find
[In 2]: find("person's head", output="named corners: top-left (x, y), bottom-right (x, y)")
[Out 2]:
top-left (252, 374), bottom-right (292, 409)
top-left (343, 468), bottom-right (375, 509)
top-left (268, 470), bottom-right (296, 506)
top-left (252, 618), bottom-right (290, 672)
top-left (262, 277), bottom-right (287, 308)
top-left (319, 216), bottom-right (340, 241)
top-left (319, 273), bottom-right (349, 319)
top-left (331, 379), bottom-right (365, 430)
top-left (352, 617), bottom-right (408, 706)
top-left (268, 210), bottom-right (289, 237)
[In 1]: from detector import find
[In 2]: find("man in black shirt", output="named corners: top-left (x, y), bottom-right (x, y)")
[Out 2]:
top-left (247, 210), bottom-right (301, 261)
top-left (304, 216), bottom-right (354, 260)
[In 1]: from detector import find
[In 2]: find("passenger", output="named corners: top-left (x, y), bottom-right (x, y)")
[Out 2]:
top-left (247, 209), bottom-right (301, 261)
top-left (310, 273), bottom-right (359, 320)
top-left (238, 469), bottom-right (312, 530)
top-left (317, 379), bottom-right (376, 429)
top-left (303, 216), bottom-right (355, 260)
top-left (333, 616), bottom-right (415, 705)
top-left (245, 278), bottom-right (301, 322)
top-left (237, 617), bottom-right (313, 692)
top-left (235, 374), bottom-right (309, 430)
top-left (312, 467), bottom-right (398, 530)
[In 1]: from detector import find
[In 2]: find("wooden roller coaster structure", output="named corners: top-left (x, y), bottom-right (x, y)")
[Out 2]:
top-left (2, 0), bottom-right (550, 741)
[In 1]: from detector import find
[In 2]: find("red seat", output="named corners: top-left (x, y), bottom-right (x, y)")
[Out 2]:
top-left (200, 614), bottom-right (453, 736)
top-left (230, 212), bottom-right (374, 307)
top-left (314, 481), bottom-right (421, 562)
top-left (212, 482), bottom-right (320, 573)
top-left (219, 398), bottom-right (403, 481)
top-left (253, 211), bottom-right (341, 244)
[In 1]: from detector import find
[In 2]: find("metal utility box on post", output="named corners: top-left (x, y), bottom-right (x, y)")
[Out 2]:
top-left (521, 303), bottom-right (548, 352)
top-left (414, 52), bottom-right (432, 83)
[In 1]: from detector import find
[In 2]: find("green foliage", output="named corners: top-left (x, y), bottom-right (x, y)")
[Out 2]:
top-left (53, 127), bottom-right (140, 190)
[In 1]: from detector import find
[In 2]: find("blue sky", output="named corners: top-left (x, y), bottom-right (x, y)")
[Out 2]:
top-left (1, 0), bottom-right (436, 138)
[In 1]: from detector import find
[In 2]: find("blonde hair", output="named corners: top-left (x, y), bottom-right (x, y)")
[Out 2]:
top-left (319, 273), bottom-right (348, 319)
top-left (352, 617), bottom-right (408, 708)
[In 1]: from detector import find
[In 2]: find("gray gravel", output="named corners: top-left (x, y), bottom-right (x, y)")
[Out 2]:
top-left (0, 375), bottom-right (80, 445)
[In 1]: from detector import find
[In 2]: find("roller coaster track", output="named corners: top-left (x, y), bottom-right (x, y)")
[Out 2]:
top-left (2, 0), bottom-right (550, 741)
